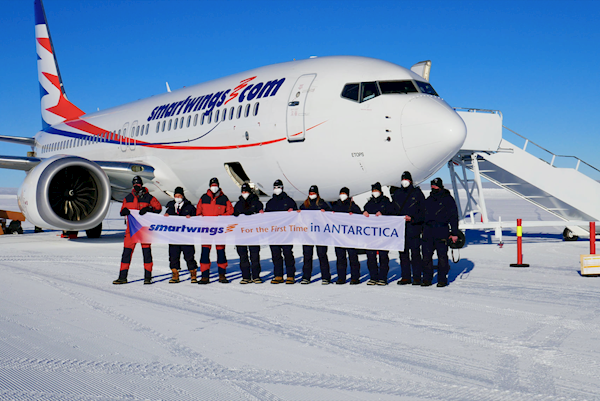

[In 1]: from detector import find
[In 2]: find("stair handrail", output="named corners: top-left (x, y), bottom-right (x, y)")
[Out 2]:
top-left (502, 126), bottom-right (600, 174)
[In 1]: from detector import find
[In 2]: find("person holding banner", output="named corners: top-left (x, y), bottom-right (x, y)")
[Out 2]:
top-left (264, 179), bottom-right (298, 284)
top-left (422, 178), bottom-right (459, 287)
top-left (331, 187), bottom-right (362, 285)
top-left (233, 183), bottom-right (264, 284)
top-left (113, 176), bottom-right (162, 285)
top-left (299, 185), bottom-right (332, 285)
top-left (164, 187), bottom-right (198, 283)
top-left (196, 178), bottom-right (234, 284)
top-left (392, 171), bottom-right (425, 286)
top-left (363, 182), bottom-right (398, 286)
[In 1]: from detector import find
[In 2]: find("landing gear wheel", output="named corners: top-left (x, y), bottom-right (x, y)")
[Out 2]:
top-left (563, 228), bottom-right (579, 241)
top-left (85, 223), bottom-right (102, 239)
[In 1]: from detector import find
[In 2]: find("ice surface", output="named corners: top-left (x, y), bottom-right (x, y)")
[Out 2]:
top-left (0, 189), bottom-right (599, 400)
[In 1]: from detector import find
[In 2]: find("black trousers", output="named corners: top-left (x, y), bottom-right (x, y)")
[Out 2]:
top-left (169, 244), bottom-right (197, 271)
top-left (366, 250), bottom-right (389, 282)
top-left (334, 247), bottom-right (360, 281)
top-left (400, 235), bottom-right (422, 280)
top-left (422, 238), bottom-right (449, 284)
top-left (302, 245), bottom-right (330, 281)
top-left (270, 245), bottom-right (295, 278)
top-left (237, 245), bottom-right (261, 279)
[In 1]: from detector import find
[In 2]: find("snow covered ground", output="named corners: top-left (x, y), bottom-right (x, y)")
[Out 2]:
top-left (1, 189), bottom-right (599, 400)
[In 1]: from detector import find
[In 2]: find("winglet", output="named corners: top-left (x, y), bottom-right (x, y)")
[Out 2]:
top-left (35, 0), bottom-right (85, 129)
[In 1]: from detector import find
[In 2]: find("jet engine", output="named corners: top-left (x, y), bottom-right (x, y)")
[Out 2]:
top-left (17, 155), bottom-right (111, 231)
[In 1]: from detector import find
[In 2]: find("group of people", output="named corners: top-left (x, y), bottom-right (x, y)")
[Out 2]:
top-left (112, 172), bottom-right (459, 287)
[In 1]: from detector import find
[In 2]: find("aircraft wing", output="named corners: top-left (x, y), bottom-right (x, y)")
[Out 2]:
top-left (0, 154), bottom-right (155, 199)
top-left (0, 135), bottom-right (36, 146)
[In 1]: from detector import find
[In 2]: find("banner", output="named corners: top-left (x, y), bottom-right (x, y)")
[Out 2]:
top-left (128, 210), bottom-right (405, 251)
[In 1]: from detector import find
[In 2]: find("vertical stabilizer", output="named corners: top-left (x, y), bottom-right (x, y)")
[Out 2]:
top-left (35, 0), bottom-right (84, 129)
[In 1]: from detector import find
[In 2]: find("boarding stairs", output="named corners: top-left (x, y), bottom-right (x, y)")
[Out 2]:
top-left (450, 108), bottom-right (600, 239)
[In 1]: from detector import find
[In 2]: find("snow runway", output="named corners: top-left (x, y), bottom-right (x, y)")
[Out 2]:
top-left (1, 191), bottom-right (599, 400)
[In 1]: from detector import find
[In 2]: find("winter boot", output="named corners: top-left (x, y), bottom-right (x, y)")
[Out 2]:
top-left (143, 278), bottom-right (152, 285)
top-left (112, 278), bottom-right (127, 285)
top-left (253, 277), bottom-right (263, 284)
top-left (349, 279), bottom-right (360, 285)
top-left (321, 279), bottom-right (331, 285)
top-left (300, 278), bottom-right (310, 285)
top-left (285, 277), bottom-right (295, 284)
top-left (198, 276), bottom-right (210, 284)
top-left (377, 280), bottom-right (388, 286)
top-left (367, 279), bottom-right (377, 286)
top-left (240, 278), bottom-right (252, 284)
top-left (336, 278), bottom-right (346, 285)
top-left (190, 269), bottom-right (198, 284)
top-left (271, 276), bottom-right (284, 284)
top-left (397, 278), bottom-right (411, 285)
top-left (219, 273), bottom-right (230, 283)
top-left (169, 269), bottom-right (180, 283)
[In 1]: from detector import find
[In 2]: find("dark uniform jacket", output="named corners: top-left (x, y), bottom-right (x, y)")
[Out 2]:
top-left (265, 191), bottom-right (298, 212)
top-left (300, 198), bottom-right (331, 211)
top-left (331, 198), bottom-right (362, 214)
top-left (233, 193), bottom-right (263, 216)
top-left (423, 189), bottom-right (459, 239)
top-left (363, 194), bottom-right (398, 216)
top-left (196, 189), bottom-right (234, 216)
top-left (121, 187), bottom-right (161, 235)
top-left (165, 198), bottom-right (196, 216)
top-left (392, 185), bottom-right (425, 237)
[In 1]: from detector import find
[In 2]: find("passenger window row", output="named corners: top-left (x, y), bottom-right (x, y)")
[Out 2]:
top-left (40, 123), bottom-right (151, 154)
top-left (155, 102), bottom-right (260, 133)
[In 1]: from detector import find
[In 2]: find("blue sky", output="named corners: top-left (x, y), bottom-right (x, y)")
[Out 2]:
top-left (1, 0), bottom-right (599, 188)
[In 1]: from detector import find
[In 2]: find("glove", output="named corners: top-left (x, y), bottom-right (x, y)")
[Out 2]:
top-left (139, 207), bottom-right (151, 215)
top-left (120, 208), bottom-right (130, 216)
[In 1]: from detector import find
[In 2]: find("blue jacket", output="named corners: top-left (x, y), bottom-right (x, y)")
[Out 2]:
top-left (165, 198), bottom-right (196, 216)
top-left (299, 198), bottom-right (331, 211)
top-left (331, 198), bottom-right (362, 214)
top-left (363, 194), bottom-right (397, 216)
top-left (265, 191), bottom-right (298, 212)
top-left (423, 188), bottom-right (459, 239)
top-left (233, 193), bottom-right (263, 216)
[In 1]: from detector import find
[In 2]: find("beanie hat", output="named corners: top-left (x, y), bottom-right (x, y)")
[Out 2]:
top-left (209, 177), bottom-right (219, 186)
top-left (401, 171), bottom-right (413, 182)
top-left (132, 176), bottom-right (143, 186)
top-left (431, 177), bottom-right (444, 188)
top-left (339, 187), bottom-right (350, 195)
top-left (371, 182), bottom-right (382, 192)
top-left (273, 179), bottom-right (283, 187)
top-left (241, 183), bottom-right (252, 193)
top-left (174, 186), bottom-right (184, 196)
top-left (309, 185), bottom-right (319, 194)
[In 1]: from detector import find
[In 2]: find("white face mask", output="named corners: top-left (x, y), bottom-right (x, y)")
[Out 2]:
top-left (241, 192), bottom-right (249, 199)
top-left (339, 194), bottom-right (348, 202)
top-left (309, 194), bottom-right (317, 200)
top-left (273, 188), bottom-right (283, 195)
top-left (401, 180), bottom-right (411, 188)
top-left (210, 186), bottom-right (219, 193)
top-left (372, 191), bottom-right (381, 198)
top-left (174, 197), bottom-right (183, 204)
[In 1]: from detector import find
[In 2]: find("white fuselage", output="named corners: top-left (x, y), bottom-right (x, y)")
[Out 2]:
top-left (34, 56), bottom-right (466, 204)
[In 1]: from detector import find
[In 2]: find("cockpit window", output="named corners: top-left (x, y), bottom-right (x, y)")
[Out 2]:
top-left (379, 81), bottom-right (418, 94)
top-left (361, 82), bottom-right (379, 102)
top-left (415, 81), bottom-right (439, 96)
top-left (341, 83), bottom-right (359, 101)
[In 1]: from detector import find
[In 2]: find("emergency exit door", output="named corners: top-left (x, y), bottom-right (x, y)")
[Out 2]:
top-left (286, 74), bottom-right (316, 142)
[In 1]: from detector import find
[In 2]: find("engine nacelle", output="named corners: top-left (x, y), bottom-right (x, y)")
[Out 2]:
top-left (18, 155), bottom-right (111, 231)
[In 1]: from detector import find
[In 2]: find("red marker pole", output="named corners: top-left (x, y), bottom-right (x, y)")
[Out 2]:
top-left (510, 219), bottom-right (529, 267)
top-left (590, 222), bottom-right (596, 255)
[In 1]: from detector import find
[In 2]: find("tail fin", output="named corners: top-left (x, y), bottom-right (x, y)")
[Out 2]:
top-left (35, 0), bottom-right (84, 129)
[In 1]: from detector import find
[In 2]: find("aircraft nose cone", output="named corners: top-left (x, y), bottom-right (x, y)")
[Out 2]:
top-left (400, 96), bottom-right (467, 172)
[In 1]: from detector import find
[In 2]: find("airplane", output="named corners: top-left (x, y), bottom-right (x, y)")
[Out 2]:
top-left (0, 0), bottom-right (466, 238)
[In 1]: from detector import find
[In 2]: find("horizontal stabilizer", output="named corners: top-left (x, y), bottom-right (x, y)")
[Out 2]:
top-left (0, 135), bottom-right (36, 146)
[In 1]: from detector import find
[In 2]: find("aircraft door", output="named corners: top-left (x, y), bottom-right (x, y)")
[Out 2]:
top-left (119, 122), bottom-right (129, 152)
top-left (286, 74), bottom-right (316, 142)
top-left (129, 120), bottom-right (138, 151)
